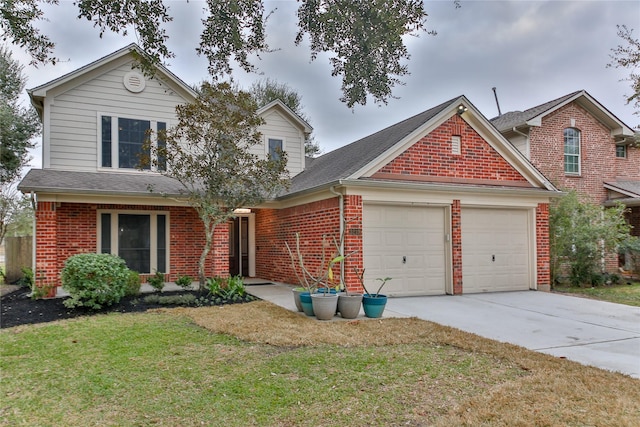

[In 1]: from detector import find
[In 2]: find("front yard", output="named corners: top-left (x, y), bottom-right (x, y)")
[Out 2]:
top-left (1, 301), bottom-right (638, 426)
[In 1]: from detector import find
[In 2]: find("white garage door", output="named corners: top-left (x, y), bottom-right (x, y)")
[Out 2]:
top-left (363, 204), bottom-right (447, 296)
top-left (461, 208), bottom-right (531, 293)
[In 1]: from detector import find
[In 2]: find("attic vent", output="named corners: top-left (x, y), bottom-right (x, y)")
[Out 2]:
top-left (451, 135), bottom-right (461, 155)
top-left (123, 71), bottom-right (146, 93)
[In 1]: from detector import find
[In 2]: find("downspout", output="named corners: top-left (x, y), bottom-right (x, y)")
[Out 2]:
top-left (30, 192), bottom-right (37, 287)
top-left (329, 186), bottom-right (345, 286)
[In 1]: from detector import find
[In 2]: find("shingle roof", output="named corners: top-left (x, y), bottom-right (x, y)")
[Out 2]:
top-left (287, 97), bottom-right (458, 194)
top-left (18, 169), bottom-right (186, 197)
top-left (604, 180), bottom-right (640, 198)
top-left (490, 91), bottom-right (582, 132)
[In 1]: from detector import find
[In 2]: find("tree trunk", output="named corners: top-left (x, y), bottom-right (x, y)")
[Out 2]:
top-left (198, 217), bottom-right (214, 292)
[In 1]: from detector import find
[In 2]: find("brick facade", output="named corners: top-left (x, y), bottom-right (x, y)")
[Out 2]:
top-left (33, 202), bottom-right (228, 292)
top-left (529, 102), bottom-right (640, 204)
top-left (536, 203), bottom-right (551, 291)
top-left (378, 115), bottom-right (529, 184)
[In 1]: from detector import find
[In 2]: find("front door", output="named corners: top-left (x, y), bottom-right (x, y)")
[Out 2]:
top-left (229, 217), bottom-right (249, 276)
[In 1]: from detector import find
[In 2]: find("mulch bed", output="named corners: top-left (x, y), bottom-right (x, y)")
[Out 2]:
top-left (1, 287), bottom-right (255, 329)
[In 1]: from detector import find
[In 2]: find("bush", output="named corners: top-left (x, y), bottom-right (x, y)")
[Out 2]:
top-left (174, 275), bottom-right (193, 290)
top-left (124, 270), bottom-right (142, 296)
top-left (61, 253), bottom-right (130, 310)
top-left (17, 267), bottom-right (34, 288)
top-left (147, 271), bottom-right (165, 292)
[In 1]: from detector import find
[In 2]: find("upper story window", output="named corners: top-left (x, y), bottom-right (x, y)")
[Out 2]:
top-left (100, 115), bottom-right (166, 170)
top-left (268, 138), bottom-right (283, 161)
top-left (616, 144), bottom-right (627, 159)
top-left (563, 128), bottom-right (580, 175)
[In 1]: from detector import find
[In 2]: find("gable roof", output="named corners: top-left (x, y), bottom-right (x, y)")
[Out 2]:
top-left (258, 99), bottom-right (313, 135)
top-left (491, 90), bottom-right (635, 140)
top-left (287, 96), bottom-right (557, 197)
top-left (28, 43), bottom-right (197, 116)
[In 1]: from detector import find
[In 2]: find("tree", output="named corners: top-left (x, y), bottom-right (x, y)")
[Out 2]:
top-left (609, 24), bottom-right (640, 129)
top-left (249, 78), bottom-right (321, 157)
top-left (0, 185), bottom-right (32, 245)
top-left (147, 81), bottom-right (289, 288)
top-left (0, 45), bottom-right (40, 184)
top-left (549, 190), bottom-right (630, 287)
top-left (1, 0), bottom-right (437, 108)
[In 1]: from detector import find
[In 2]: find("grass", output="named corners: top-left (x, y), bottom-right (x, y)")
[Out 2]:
top-left (1, 302), bottom-right (639, 426)
top-left (553, 282), bottom-right (640, 306)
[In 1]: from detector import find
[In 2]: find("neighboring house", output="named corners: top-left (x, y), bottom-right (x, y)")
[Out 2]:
top-left (19, 45), bottom-right (560, 297)
top-left (491, 91), bottom-right (640, 236)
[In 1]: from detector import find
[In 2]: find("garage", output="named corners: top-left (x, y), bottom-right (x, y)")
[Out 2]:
top-left (461, 207), bottom-right (532, 293)
top-left (363, 204), bottom-right (448, 296)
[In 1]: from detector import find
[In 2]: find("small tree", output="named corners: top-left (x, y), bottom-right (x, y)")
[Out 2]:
top-left (549, 190), bottom-right (631, 286)
top-left (148, 81), bottom-right (289, 289)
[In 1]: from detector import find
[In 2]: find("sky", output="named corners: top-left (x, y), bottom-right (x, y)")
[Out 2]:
top-left (7, 0), bottom-right (640, 170)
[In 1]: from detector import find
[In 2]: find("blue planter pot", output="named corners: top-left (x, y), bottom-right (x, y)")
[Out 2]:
top-left (299, 292), bottom-right (314, 316)
top-left (362, 294), bottom-right (387, 318)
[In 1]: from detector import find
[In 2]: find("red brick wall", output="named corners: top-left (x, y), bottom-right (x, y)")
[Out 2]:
top-left (256, 195), bottom-right (365, 292)
top-left (536, 203), bottom-right (551, 291)
top-left (378, 115), bottom-right (529, 184)
top-left (34, 202), bottom-right (229, 290)
top-left (529, 102), bottom-right (640, 204)
top-left (451, 200), bottom-right (462, 295)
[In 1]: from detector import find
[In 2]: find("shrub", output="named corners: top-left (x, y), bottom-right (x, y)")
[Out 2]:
top-left (174, 275), bottom-right (193, 290)
top-left (147, 271), bottom-right (165, 292)
top-left (124, 270), bottom-right (142, 296)
top-left (142, 293), bottom-right (197, 306)
top-left (61, 253), bottom-right (130, 310)
top-left (17, 267), bottom-right (34, 288)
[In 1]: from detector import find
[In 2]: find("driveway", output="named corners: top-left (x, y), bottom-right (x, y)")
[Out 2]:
top-left (247, 284), bottom-right (640, 378)
top-left (385, 291), bottom-right (640, 378)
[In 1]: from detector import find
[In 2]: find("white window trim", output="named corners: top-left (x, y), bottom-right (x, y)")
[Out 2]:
top-left (97, 209), bottom-right (170, 274)
top-left (97, 113), bottom-right (166, 171)
top-left (265, 135), bottom-right (285, 158)
top-left (616, 144), bottom-right (628, 159)
top-left (564, 128), bottom-right (581, 176)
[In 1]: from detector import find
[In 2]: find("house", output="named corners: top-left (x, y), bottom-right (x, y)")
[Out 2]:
top-left (491, 91), bottom-right (640, 236)
top-left (19, 45), bottom-right (560, 296)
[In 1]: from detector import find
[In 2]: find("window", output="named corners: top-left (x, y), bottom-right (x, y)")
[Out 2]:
top-left (98, 211), bottom-right (168, 274)
top-left (616, 144), bottom-right (627, 159)
top-left (268, 138), bottom-right (283, 160)
top-left (564, 128), bottom-right (580, 174)
top-left (100, 115), bottom-right (166, 170)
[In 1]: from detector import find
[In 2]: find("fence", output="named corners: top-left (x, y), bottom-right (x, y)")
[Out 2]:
top-left (4, 236), bottom-right (32, 283)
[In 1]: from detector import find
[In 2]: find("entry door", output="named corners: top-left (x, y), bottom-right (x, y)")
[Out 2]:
top-left (229, 217), bottom-right (249, 276)
top-left (363, 204), bottom-right (448, 296)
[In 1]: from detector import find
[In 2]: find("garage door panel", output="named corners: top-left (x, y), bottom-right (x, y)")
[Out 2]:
top-left (363, 205), bottom-right (447, 296)
top-left (462, 208), bottom-right (531, 293)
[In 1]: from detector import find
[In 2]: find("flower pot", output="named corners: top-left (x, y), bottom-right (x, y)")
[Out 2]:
top-left (311, 293), bottom-right (339, 320)
top-left (292, 287), bottom-right (306, 312)
top-left (338, 293), bottom-right (363, 319)
top-left (299, 292), bottom-right (314, 316)
top-left (362, 294), bottom-right (387, 318)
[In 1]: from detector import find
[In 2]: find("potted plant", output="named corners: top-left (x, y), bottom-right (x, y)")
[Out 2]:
top-left (355, 268), bottom-right (391, 318)
top-left (285, 225), bottom-right (357, 320)
top-left (337, 278), bottom-right (363, 319)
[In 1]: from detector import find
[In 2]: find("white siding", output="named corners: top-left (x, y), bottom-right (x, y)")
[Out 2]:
top-left (257, 109), bottom-right (305, 176)
top-left (46, 62), bottom-right (187, 171)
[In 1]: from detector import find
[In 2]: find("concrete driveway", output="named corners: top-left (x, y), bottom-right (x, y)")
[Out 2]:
top-left (385, 291), bottom-right (640, 378)
top-left (247, 284), bottom-right (640, 378)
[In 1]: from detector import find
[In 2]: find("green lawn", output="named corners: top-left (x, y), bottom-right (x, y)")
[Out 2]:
top-left (553, 282), bottom-right (640, 306)
top-left (2, 302), bottom-right (639, 426)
